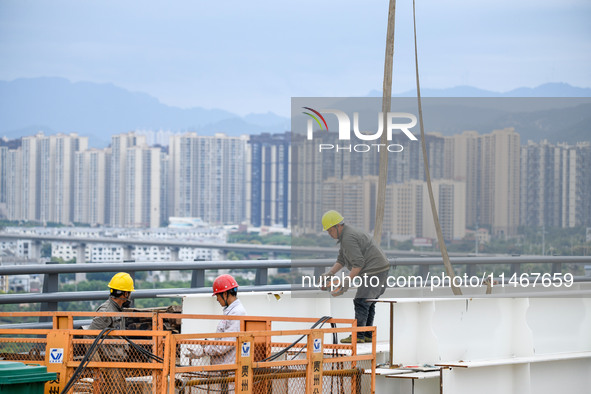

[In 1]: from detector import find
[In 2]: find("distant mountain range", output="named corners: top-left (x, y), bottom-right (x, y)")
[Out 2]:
top-left (0, 77), bottom-right (291, 147)
top-left (370, 82), bottom-right (591, 98)
top-left (1, 77), bottom-right (590, 147)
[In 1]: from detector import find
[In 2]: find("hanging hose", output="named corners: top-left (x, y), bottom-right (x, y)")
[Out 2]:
top-left (122, 336), bottom-right (164, 363)
top-left (60, 327), bottom-right (114, 394)
top-left (260, 315), bottom-right (334, 362)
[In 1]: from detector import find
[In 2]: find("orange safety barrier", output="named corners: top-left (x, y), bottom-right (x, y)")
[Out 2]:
top-left (0, 312), bottom-right (376, 393)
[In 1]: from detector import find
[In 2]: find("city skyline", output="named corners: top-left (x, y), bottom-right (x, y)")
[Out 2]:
top-left (2, 128), bottom-right (589, 241)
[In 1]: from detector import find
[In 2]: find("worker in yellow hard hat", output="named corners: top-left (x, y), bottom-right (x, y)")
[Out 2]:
top-left (87, 272), bottom-right (135, 392)
top-left (320, 210), bottom-right (390, 344)
top-left (89, 272), bottom-right (135, 331)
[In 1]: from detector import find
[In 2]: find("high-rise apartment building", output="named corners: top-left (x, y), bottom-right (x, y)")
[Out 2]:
top-left (480, 128), bottom-right (521, 237)
top-left (446, 128), bottom-right (520, 237)
top-left (322, 175), bottom-right (378, 231)
top-left (169, 132), bottom-right (248, 225)
top-left (387, 133), bottom-right (445, 184)
top-left (109, 133), bottom-right (147, 227)
top-left (290, 134), bottom-right (325, 235)
top-left (4, 133), bottom-right (87, 224)
top-left (0, 146), bottom-right (7, 207)
top-left (20, 135), bottom-right (41, 221)
top-left (385, 180), bottom-right (423, 240)
top-left (124, 146), bottom-right (161, 228)
top-left (246, 133), bottom-right (291, 228)
top-left (39, 133), bottom-right (88, 224)
top-left (520, 140), bottom-right (562, 227)
top-left (159, 151), bottom-right (169, 226)
top-left (74, 148), bottom-right (110, 226)
top-left (5, 149), bottom-right (22, 221)
top-left (423, 180), bottom-right (466, 240)
top-left (386, 180), bottom-right (466, 240)
top-left (560, 142), bottom-right (591, 227)
top-left (444, 131), bottom-right (480, 228)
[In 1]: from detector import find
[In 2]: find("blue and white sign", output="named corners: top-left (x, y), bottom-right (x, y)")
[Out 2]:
top-left (241, 341), bottom-right (251, 358)
top-left (49, 348), bottom-right (64, 364)
top-left (313, 338), bottom-right (322, 353)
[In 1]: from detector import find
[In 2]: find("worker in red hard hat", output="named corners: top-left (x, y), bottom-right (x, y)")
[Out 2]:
top-left (188, 274), bottom-right (247, 368)
top-left (212, 274), bottom-right (241, 310)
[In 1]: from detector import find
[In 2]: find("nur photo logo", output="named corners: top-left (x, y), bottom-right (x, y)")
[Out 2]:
top-left (301, 106), bottom-right (418, 153)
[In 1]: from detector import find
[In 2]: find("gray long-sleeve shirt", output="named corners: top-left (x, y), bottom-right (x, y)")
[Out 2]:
top-left (88, 298), bottom-right (124, 331)
top-left (204, 299), bottom-right (247, 365)
top-left (337, 224), bottom-right (389, 275)
top-left (88, 297), bottom-right (127, 361)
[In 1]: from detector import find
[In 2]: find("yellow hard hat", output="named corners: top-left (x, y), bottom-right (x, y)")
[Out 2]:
top-left (108, 272), bottom-right (135, 292)
top-left (322, 210), bottom-right (344, 231)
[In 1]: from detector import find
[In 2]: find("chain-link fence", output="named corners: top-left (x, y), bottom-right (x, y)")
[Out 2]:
top-left (63, 330), bottom-right (170, 394)
top-left (0, 336), bottom-right (47, 362)
top-left (172, 325), bottom-right (375, 394)
top-left (0, 312), bottom-right (376, 394)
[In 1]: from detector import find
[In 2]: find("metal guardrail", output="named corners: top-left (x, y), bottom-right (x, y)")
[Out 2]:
top-left (1, 256), bottom-right (590, 308)
top-left (0, 232), bottom-right (443, 256)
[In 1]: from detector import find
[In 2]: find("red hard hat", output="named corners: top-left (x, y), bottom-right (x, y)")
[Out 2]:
top-left (212, 274), bottom-right (239, 295)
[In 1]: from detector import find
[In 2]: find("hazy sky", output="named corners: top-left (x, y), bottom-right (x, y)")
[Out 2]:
top-left (0, 0), bottom-right (589, 116)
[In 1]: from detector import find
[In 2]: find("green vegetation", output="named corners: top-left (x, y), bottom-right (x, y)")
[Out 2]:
top-left (0, 302), bottom-right (40, 324)
top-left (228, 232), bottom-right (290, 245)
top-left (378, 226), bottom-right (590, 256)
top-left (0, 219), bottom-right (65, 228)
top-left (226, 232), bottom-right (291, 260)
top-left (292, 234), bottom-right (335, 248)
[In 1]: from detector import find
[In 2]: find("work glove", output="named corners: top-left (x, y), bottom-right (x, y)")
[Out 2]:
top-left (186, 345), bottom-right (204, 359)
top-left (319, 272), bottom-right (334, 291)
top-left (331, 282), bottom-right (349, 297)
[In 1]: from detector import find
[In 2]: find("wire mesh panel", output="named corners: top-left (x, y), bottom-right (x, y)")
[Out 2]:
top-left (322, 361), bottom-right (364, 394)
top-left (171, 326), bottom-right (375, 394)
top-left (252, 364), bottom-right (308, 393)
top-left (0, 313), bottom-right (376, 393)
top-left (173, 336), bottom-right (239, 394)
top-left (67, 366), bottom-right (156, 394)
top-left (175, 370), bottom-right (236, 393)
top-left (0, 337), bottom-right (46, 362)
top-left (354, 359), bottom-right (374, 394)
top-left (64, 331), bottom-right (169, 394)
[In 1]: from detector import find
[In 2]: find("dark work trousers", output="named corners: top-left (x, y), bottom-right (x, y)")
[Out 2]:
top-left (352, 269), bottom-right (388, 340)
top-left (353, 298), bottom-right (376, 340)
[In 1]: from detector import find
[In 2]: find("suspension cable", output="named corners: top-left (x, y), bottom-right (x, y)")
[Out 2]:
top-left (374, 0), bottom-right (397, 245)
top-left (412, 0), bottom-right (461, 295)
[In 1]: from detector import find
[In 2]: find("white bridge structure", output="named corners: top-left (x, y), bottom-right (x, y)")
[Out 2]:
top-left (182, 286), bottom-right (591, 394)
top-left (2, 241), bottom-right (590, 393)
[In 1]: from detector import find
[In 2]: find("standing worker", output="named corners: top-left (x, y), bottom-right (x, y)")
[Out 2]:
top-left (188, 274), bottom-right (247, 393)
top-left (188, 274), bottom-right (247, 364)
top-left (320, 210), bottom-right (390, 343)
